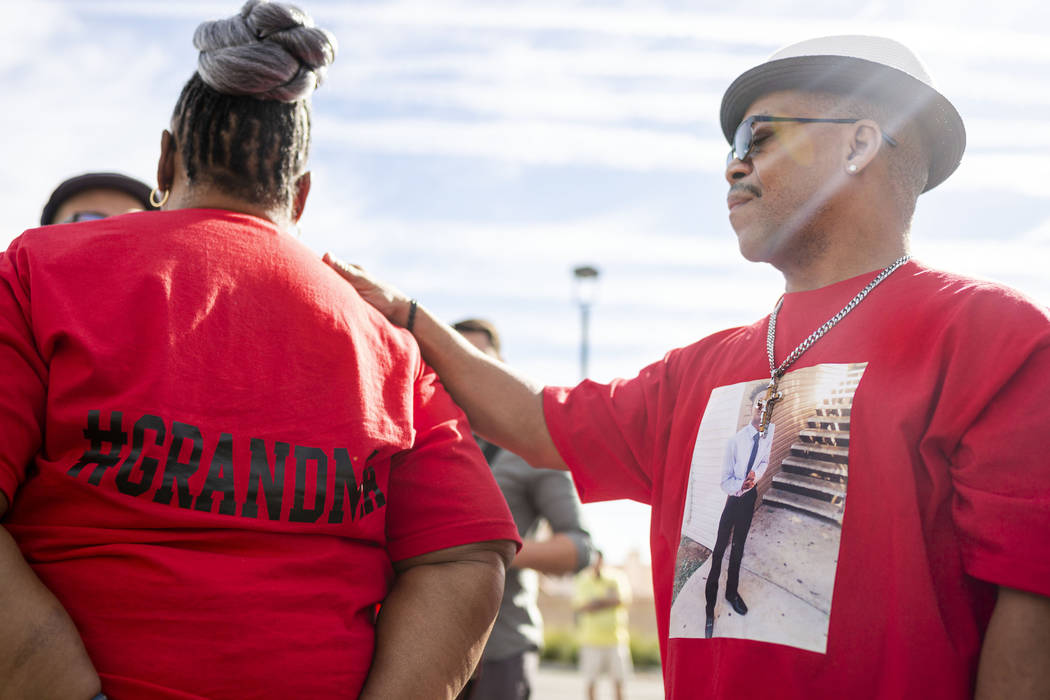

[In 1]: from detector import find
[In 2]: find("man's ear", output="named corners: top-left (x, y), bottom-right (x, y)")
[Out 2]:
top-left (292, 171), bottom-right (311, 223)
top-left (157, 129), bottom-right (176, 193)
top-left (844, 119), bottom-right (883, 175)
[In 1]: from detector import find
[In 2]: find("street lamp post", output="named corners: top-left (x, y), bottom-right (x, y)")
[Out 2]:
top-left (572, 265), bottom-right (600, 380)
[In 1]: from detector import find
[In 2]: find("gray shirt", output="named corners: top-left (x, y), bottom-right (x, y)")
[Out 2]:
top-left (480, 443), bottom-right (594, 661)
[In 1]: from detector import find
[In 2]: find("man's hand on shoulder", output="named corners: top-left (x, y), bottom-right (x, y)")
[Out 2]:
top-left (323, 253), bottom-right (413, 327)
top-left (323, 253), bottom-right (564, 471)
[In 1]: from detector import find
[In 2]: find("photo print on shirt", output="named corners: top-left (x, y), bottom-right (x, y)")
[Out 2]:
top-left (669, 363), bottom-right (866, 653)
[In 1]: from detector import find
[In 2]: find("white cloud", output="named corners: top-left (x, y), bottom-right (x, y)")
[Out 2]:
top-left (0, 2), bottom-right (70, 71)
top-left (942, 153), bottom-right (1050, 199)
top-left (73, 1), bottom-right (1050, 66)
top-left (0, 10), bottom-right (182, 241)
top-left (912, 238), bottom-right (1050, 304)
top-left (1019, 218), bottom-right (1050, 242)
top-left (344, 80), bottom-right (720, 126)
top-left (963, 119), bottom-right (1050, 149)
top-left (317, 116), bottom-right (720, 170)
top-left (942, 71), bottom-right (1050, 109)
top-left (334, 44), bottom-right (750, 84)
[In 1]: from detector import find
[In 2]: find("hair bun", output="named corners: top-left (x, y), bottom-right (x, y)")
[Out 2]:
top-left (194, 0), bottom-right (337, 102)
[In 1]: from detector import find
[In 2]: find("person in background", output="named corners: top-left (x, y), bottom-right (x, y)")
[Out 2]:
top-left (574, 551), bottom-right (632, 700)
top-left (0, 2), bottom-right (518, 698)
top-left (39, 172), bottom-right (156, 226)
top-left (325, 34), bottom-right (1050, 699)
top-left (453, 318), bottom-right (595, 700)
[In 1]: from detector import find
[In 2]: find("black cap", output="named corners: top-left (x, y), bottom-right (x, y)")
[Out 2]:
top-left (40, 172), bottom-right (157, 226)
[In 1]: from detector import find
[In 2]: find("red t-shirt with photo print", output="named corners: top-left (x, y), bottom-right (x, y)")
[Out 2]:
top-left (544, 261), bottom-right (1050, 699)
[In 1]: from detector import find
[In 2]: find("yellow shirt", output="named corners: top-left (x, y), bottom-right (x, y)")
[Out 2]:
top-left (573, 567), bottom-right (631, 647)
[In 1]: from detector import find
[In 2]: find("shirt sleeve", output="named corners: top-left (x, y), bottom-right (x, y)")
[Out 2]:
top-left (720, 432), bottom-right (744, 496)
top-left (946, 293), bottom-right (1050, 597)
top-left (383, 361), bottom-right (521, 562)
top-left (0, 236), bottom-right (47, 505)
top-left (542, 352), bottom-right (680, 504)
top-left (530, 466), bottom-right (594, 572)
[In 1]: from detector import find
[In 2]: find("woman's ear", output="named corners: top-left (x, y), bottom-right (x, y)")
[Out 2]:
top-left (157, 129), bottom-right (176, 192)
top-left (292, 171), bottom-right (312, 223)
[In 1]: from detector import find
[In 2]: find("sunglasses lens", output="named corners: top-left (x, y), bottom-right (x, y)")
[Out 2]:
top-left (732, 118), bottom-right (753, 163)
top-left (65, 211), bottom-right (107, 224)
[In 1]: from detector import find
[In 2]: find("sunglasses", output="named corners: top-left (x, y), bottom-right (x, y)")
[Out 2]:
top-left (727, 115), bottom-right (899, 166)
top-left (60, 211), bottom-right (109, 224)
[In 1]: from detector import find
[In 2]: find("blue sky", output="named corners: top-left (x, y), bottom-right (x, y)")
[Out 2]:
top-left (4, 0), bottom-right (1049, 564)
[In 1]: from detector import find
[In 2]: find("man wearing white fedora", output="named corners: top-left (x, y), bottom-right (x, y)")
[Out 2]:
top-left (325, 35), bottom-right (1050, 699)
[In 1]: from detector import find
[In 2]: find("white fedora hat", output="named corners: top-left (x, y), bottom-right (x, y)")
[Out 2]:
top-left (720, 35), bottom-right (965, 192)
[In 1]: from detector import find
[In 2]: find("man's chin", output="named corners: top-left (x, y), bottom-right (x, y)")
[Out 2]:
top-left (735, 231), bottom-right (771, 263)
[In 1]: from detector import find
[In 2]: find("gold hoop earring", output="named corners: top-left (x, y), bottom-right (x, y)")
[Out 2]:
top-left (149, 187), bottom-right (170, 208)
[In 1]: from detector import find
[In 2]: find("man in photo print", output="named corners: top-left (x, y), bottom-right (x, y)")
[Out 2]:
top-left (705, 385), bottom-right (775, 638)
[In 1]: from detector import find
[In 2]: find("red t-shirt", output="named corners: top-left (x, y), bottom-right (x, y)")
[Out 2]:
top-left (0, 209), bottom-right (519, 699)
top-left (544, 261), bottom-right (1050, 699)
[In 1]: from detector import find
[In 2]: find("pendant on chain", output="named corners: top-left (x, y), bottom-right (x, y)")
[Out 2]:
top-left (759, 254), bottom-right (911, 437)
top-left (759, 376), bottom-right (782, 435)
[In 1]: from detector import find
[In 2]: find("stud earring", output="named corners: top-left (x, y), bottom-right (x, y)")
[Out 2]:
top-left (847, 164), bottom-right (858, 174)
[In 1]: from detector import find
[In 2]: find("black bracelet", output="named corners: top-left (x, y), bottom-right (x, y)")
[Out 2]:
top-left (405, 299), bottom-right (418, 332)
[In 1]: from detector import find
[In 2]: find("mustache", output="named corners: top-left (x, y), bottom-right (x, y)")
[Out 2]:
top-left (729, 183), bottom-right (762, 199)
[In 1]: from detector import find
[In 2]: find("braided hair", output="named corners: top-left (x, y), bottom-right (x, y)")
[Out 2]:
top-left (171, 0), bottom-right (336, 209)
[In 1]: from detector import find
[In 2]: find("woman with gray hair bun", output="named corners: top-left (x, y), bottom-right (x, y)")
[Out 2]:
top-left (158, 0), bottom-right (336, 224)
top-left (0, 2), bottom-right (519, 699)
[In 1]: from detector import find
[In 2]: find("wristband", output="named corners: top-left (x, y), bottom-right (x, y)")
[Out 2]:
top-left (406, 299), bottom-right (418, 332)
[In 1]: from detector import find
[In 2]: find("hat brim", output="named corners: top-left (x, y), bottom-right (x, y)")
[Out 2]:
top-left (720, 55), bottom-right (965, 192)
top-left (40, 172), bottom-right (157, 226)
